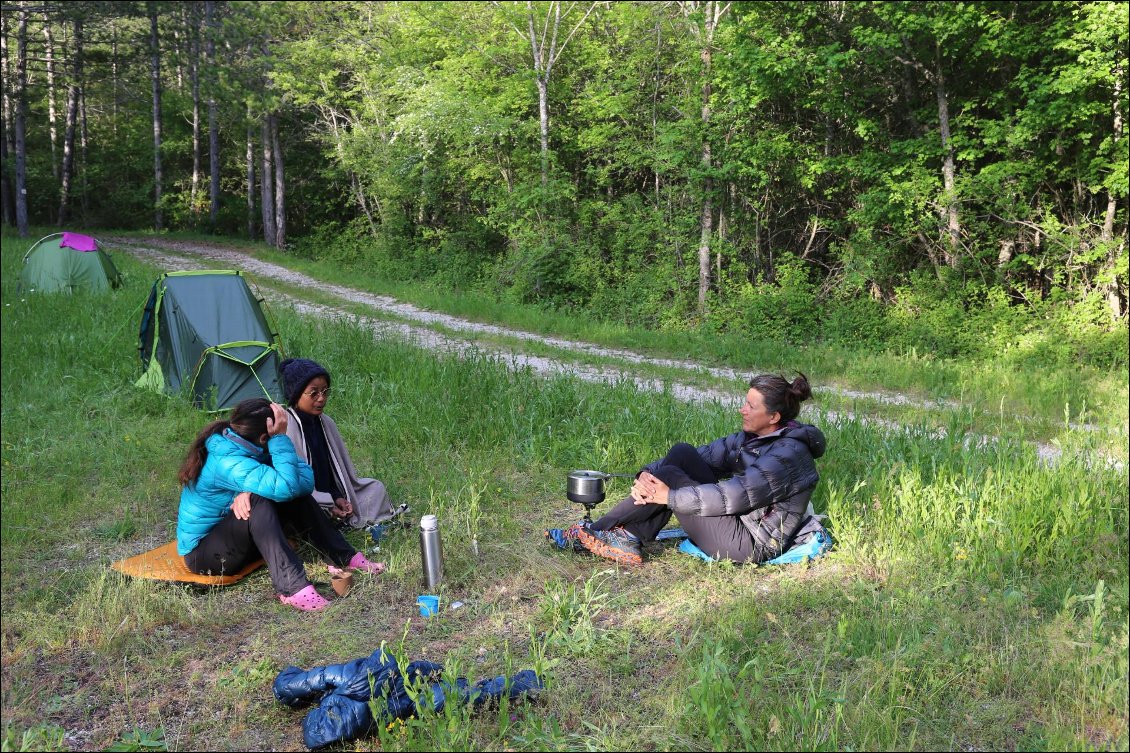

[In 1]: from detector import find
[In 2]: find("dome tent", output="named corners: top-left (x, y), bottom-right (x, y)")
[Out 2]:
top-left (18, 232), bottom-right (122, 294)
top-left (136, 270), bottom-right (284, 411)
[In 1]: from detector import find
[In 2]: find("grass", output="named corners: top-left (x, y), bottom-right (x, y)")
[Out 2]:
top-left (101, 230), bottom-right (1129, 455)
top-left (2, 228), bottom-right (1128, 751)
top-left (103, 228), bottom-right (1130, 443)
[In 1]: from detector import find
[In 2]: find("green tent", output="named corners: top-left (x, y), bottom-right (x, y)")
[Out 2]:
top-left (18, 232), bottom-right (122, 293)
top-left (136, 270), bottom-right (284, 411)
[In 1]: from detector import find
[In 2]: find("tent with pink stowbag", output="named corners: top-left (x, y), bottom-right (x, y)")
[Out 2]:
top-left (18, 232), bottom-right (123, 294)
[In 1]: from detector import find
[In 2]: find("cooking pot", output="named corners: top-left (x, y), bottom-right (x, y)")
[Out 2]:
top-left (567, 470), bottom-right (613, 505)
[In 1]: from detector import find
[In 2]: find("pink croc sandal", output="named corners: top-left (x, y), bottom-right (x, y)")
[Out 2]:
top-left (328, 551), bottom-right (386, 576)
top-left (278, 584), bottom-right (330, 612)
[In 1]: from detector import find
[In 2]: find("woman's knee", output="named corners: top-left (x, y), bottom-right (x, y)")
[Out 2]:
top-left (247, 495), bottom-right (283, 531)
top-left (667, 442), bottom-right (697, 457)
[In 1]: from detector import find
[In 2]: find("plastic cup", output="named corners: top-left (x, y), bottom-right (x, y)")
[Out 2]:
top-left (417, 594), bottom-right (439, 617)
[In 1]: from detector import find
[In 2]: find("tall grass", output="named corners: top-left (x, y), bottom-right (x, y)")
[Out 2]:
top-left (2, 231), bottom-right (1127, 751)
top-left (109, 229), bottom-right (1130, 439)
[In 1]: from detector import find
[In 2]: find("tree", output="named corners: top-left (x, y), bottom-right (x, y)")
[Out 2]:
top-left (680, 0), bottom-right (730, 315)
top-left (42, 12), bottom-right (58, 182)
top-left (493, 0), bottom-right (595, 187)
top-left (56, 11), bottom-right (83, 225)
top-left (188, 1), bottom-right (202, 223)
top-left (271, 110), bottom-right (284, 248)
top-left (148, 3), bottom-right (163, 230)
top-left (206, 0), bottom-right (219, 227)
top-left (13, 2), bottom-right (29, 237)
top-left (1, 8), bottom-right (15, 227)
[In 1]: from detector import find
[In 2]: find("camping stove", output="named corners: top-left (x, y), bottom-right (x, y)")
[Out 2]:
top-left (566, 470), bottom-right (633, 523)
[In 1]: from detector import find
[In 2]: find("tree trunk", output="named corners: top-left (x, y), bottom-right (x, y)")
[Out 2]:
top-left (536, 76), bottom-right (549, 187)
top-left (697, 174), bottom-right (713, 315)
top-left (271, 113), bottom-right (285, 249)
top-left (206, 0), bottom-right (220, 228)
top-left (260, 117), bottom-right (275, 247)
top-left (934, 42), bottom-right (960, 267)
top-left (172, 16), bottom-right (184, 91)
top-left (13, 6), bottom-right (28, 236)
top-left (58, 16), bottom-right (81, 226)
top-left (149, 7), bottom-right (163, 230)
top-left (688, 0), bottom-right (727, 316)
top-left (526, 3), bottom-right (554, 188)
top-left (190, 3), bottom-right (201, 225)
top-left (43, 15), bottom-right (58, 183)
top-left (246, 107), bottom-right (255, 241)
top-left (327, 106), bottom-right (377, 234)
top-left (1103, 64), bottom-right (1125, 319)
top-left (79, 85), bottom-right (88, 215)
top-left (1, 10), bottom-right (15, 227)
top-left (110, 20), bottom-right (119, 132)
top-left (521, 1), bottom-right (595, 189)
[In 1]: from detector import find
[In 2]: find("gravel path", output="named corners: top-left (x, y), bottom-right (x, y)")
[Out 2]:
top-left (107, 236), bottom-right (1112, 467)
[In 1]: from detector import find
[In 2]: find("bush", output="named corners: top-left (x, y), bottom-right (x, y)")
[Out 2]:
top-left (727, 254), bottom-right (821, 346)
top-left (821, 294), bottom-right (892, 351)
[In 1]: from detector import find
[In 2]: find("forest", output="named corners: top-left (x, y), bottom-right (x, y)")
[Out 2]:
top-left (2, 1), bottom-right (1127, 366)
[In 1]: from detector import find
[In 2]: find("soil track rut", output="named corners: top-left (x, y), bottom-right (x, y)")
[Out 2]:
top-left (107, 235), bottom-right (1109, 467)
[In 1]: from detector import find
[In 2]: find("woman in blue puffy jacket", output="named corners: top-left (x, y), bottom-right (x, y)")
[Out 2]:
top-left (177, 398), bottom-right (384, 612)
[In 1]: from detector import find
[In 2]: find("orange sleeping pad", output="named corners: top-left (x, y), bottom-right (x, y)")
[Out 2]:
top-left (111, 540), bottom-right (264, 585)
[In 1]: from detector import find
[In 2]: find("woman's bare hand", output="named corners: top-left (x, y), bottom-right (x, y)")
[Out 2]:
top-left (231, 491), bottom-right (253, 520)
top-left (265, 402), bottom-right (289, 436)
top-left (632, 471), bottom-right (670, 505)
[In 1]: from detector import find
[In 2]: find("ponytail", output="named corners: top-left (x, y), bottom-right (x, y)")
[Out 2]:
top-left (177, 397), bottom-right (275, 486)
top-left (748, 372), bottom-right (812, 423)
top-left (178, 419), bottom-right (230, 486)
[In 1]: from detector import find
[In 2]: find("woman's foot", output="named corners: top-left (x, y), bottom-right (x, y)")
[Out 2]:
top-left (278, 584), bottom-right (331, 612)
top-left (576, 526), bottom-right (643, 566)
top-left (328, 551), bottom-right (387, 576)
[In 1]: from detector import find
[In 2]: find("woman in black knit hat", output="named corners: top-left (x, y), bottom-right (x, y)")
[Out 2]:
top-left (280, 358), bottom-right (397, 533)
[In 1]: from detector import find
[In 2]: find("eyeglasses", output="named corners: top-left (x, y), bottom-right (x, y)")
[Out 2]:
top-left (304, 388), bottom-right (331, 399)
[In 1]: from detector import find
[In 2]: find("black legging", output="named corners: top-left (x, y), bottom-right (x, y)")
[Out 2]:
top-left (592, 442), bottom-right (757, 563)
top-left (184, 493), bottom-right (356, 596)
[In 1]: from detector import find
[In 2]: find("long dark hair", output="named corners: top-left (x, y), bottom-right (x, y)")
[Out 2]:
top-left (178, 398), bottom-right (274, 486)
top-left (748, 372), bottom-right (812, 424)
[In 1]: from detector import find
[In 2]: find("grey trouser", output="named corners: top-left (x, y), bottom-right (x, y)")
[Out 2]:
top-left (592, 443), bottom-right (758, 563)
top-left (184, 493), bottom-right (356, 596)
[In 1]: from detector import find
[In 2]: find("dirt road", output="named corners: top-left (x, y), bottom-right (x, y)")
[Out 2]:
top-left (107, 235), bottom-right (1106, 466)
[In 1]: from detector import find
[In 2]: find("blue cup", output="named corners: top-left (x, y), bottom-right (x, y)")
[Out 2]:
top-left (417, 594), bottom-right (439, 617)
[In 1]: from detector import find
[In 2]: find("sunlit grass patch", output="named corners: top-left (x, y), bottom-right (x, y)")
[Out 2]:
top-left (2, 228), bottom-right (1127, 750)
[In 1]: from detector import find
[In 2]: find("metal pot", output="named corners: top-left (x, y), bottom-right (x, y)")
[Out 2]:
top-left (567, 470), bottom-right (610, 505)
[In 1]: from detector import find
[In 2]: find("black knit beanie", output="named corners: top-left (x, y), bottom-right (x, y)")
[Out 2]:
top-left (280, 358), bottom-right (331, 406)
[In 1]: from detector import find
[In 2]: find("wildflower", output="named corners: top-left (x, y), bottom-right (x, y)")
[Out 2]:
top-left (954, 547), bottom-right (968, 561)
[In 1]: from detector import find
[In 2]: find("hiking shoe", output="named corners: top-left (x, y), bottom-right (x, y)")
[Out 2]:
top-left (329, 551), bottom-right (386, 576)
top-left (544, 521), bottom-right (589, 553)
top-left (576, 526), bottom-right (643, 566)
top-left (278, 584), bottom-right (331, 612)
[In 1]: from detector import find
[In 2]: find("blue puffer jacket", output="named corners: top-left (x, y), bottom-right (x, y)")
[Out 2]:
top-left (650, 421), bottom-right (826, 559)
top-left (177, 430), bottom-right (315, 555)
top-left (274, 648), bottom-right (543, 749)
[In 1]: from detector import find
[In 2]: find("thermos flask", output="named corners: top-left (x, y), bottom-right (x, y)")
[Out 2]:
top-left (419, 514), bottom-right (444, 589)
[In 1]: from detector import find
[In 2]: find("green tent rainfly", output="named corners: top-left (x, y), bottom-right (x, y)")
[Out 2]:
top-left (136, 270), bottom-right (285, 411)
top-left (18, 232), bottom-right (122, 294)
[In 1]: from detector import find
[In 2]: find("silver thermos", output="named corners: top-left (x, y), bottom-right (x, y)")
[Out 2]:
top-left (419, 514), bottom-right (444, 589)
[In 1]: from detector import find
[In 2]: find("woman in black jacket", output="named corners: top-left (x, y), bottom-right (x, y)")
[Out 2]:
top-left (573, 373), bottom-right (825, 565)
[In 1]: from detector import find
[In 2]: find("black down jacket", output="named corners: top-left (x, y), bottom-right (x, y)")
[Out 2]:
top-left (649, 421), bottom-right (826, 560)
top-left (274, 648), bottom-right (543, 749)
